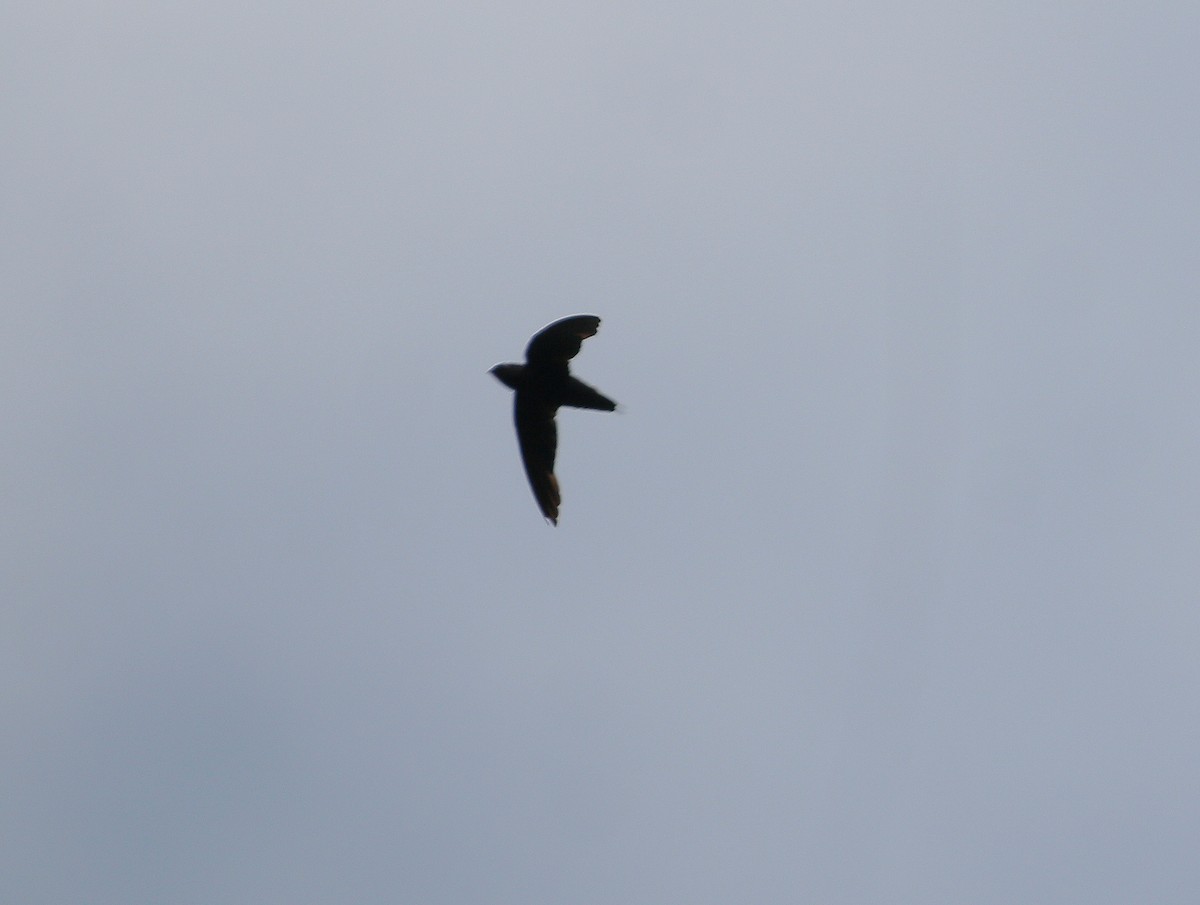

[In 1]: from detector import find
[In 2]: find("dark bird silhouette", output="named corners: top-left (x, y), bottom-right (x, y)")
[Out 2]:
top-left (491, 315), bottom-right (617, 525)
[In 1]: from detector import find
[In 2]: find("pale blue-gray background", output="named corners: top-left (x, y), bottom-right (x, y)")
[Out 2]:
top-left (4, 2), bottom-right (1197, 902)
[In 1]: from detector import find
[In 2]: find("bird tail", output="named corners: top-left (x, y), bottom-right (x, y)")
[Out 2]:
top-left (560, 377), bottom-right (617, 412)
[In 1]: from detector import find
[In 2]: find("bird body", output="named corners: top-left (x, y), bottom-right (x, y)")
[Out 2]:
top-left (490, 315), bottom-right (617, 524)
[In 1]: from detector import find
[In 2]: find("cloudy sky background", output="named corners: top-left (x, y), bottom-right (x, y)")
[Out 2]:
top-left (4, 2), bottom-right (1198, 902)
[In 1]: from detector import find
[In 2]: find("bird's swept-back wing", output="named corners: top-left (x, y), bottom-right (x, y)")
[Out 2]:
top-left (514, 394), bottom-right (560, 524)
top-left (524, 315), bottom-right (601, 367)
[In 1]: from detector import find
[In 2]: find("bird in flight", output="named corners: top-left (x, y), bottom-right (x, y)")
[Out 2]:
top-left (491, 315), bottom-right (617, 525)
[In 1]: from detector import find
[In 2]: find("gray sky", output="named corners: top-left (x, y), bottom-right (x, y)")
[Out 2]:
top-left (4, 2), bottom-right (1198, 902)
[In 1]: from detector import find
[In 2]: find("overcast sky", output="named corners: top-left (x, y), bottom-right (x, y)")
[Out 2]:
top-left (4, 2), bottom-right (1198, 903)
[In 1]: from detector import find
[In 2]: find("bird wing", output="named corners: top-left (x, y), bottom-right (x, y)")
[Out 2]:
top-left (524, 315), bottom-right (602, 367)
top-left (514, 393), bottom-right (561, 524)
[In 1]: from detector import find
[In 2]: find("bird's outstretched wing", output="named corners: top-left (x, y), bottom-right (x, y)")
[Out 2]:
top-left (525, 315), bottom-right (602, 367)
top-left (514, 393), bottom-right (561, 524)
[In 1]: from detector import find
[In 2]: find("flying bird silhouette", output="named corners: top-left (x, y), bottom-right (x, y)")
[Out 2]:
top-left (491, 315), bottom-right (617, 525)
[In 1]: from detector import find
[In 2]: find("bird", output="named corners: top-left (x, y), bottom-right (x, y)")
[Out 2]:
top-left (491, 315), bottom-right (617, 525)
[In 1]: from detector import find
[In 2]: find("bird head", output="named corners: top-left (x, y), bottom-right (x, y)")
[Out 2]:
top-left (489, 363), bottom-right (524, 390)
